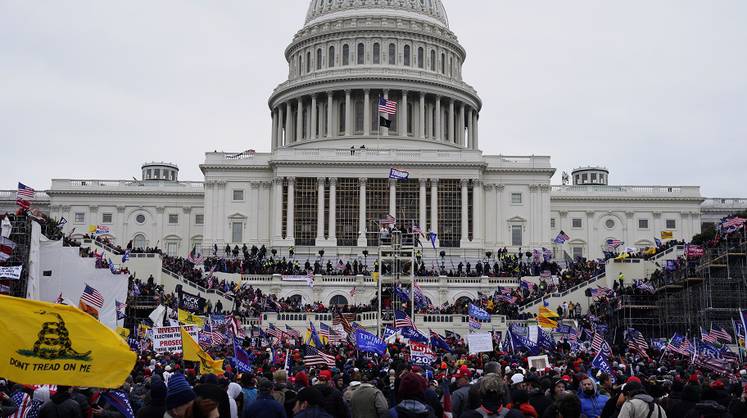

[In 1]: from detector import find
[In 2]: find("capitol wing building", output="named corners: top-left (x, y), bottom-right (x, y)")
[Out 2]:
top-left (3, 0), bottom-right (719, 261)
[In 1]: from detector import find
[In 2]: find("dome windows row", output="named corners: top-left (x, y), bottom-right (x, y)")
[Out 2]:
top-left (290, 39), bottom-right (462, 80)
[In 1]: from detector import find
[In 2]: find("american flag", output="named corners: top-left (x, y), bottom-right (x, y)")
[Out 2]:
top-left (318, 322), bottom-right (331, 340)
top-left (719, 217), bottom-right (746, 234)
top-left (303, 345), bottom-right (336, 367)
top-left (553, 230), bottom-right (570, 244)
top-left (379, 214), bottom-right (396, 226)
top-left (693, 355), bottom-right (732, 376)
top-left (10, 391), bottom-right (41, 418)
top-left (17, 182), bottom-right (35, 199)
top-left (320, 323), bottom-right (342, 344)
top-left (349, 286), bottom-right (357, 297)
top-left (266, 324), bottom-right (285, 339)
top-left (591, 332), bottom-right (605, 353)
top-left (378, 97), bottom-right (397, 115)
top-left (606, 239), bottom-right (624, 249)
top-left (710, 324), bottom-right (732, 343)
top-left (284, 325), bottom-right (300, 338)
top-left (333, 311), bottom-right (354, 335)
top-left (666, 334), bottom-right (691, 356)
top-left (394, 310), bottom-right (415, 329)
top-left (626, 328), bottom-right (649, 357)
top-left (80, 284), bottom-right (104, 308)
top-left (701, 327), bottom-right (718, 344)
top-left (635, 281), bottom-right (655, 294)
top-left (468, 316), bottom-right (481, 330)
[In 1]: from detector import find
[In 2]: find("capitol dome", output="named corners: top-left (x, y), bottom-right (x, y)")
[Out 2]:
top-left (267, 0), bottom-right (481, 151)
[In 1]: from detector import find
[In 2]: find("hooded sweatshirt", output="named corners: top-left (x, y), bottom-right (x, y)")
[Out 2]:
top-left (388, 400), bottom-right (437, 418)
top-left (618, 394), bottom-right (667, 418)
top-left (578, 380), bottom-right (609, 418)
top-left (227, 382), bottom-right (242, 418)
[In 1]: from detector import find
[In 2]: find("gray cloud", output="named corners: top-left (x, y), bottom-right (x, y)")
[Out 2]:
top-left (1, 0), bottom-right (745, 196)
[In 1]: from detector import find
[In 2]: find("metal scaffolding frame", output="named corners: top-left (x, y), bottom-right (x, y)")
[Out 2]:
top-left (376, 230), bottom-right (416, 336)
top-left (3, 215), bottom-right (32, 298)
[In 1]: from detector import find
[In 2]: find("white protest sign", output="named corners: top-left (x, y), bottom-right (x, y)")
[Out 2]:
top-left (527, 355), bottom-right (550, 371)
top-left (467, 333), bottom-right (494, 354)
top-left (151, 325), bottom-right (198, 353)
top-left (0, 265), bottom-right (22, 280)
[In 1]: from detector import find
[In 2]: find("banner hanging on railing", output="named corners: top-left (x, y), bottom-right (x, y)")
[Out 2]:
top-left (0, 265), bottom-right (22, 280)
top-left (388, 168), bottom-right (410, 180)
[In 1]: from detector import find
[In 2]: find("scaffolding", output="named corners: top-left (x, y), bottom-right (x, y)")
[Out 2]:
top-left (2, 214), bottom-right (33, 298)
top-left (376, 230), bottom-right (416, 336)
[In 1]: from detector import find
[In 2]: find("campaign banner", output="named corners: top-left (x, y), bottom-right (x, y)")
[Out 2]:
top-left (152, 325), bottom-right (198, 353)
top-left (410, 342), bottom-right (434, 365)
top-left (281, 275), bottom-right (312, 282)
top-left (468, 333), bottom-right (494, 354)
top-left (0, 265), bottom-right (22, 280)
top-left (686, 245), bottom-right (705, 258)
top-left (179, 290), bottom-right (205, 313)
top-left (88, 225), bottom-right (111, 235)
top-left (389, 168), bottom-right (410, 180)
top-left (354, 329), bottom-right (387, 355)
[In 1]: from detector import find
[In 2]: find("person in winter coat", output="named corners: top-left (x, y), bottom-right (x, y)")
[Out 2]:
top-left (293, 387), bottom-right (333, 418)
top-left (459, 375), bottom-right (523, 418)
top-left (243, 379), bottom-right (286, 418)
top-left (314, 370), bottom-right (349, 418)
top-left (135, 378), bottom-right (167, 418)
top-left (450, 373), bottom-right (473, 418)
top-left (349, 378), bottom-right (389, 418)
top-left (226, 383), bottom-right (242, 418)
top-left (578, 377), bottom-right (609, 418)
top-left (239, 374), bottom-right (257, 417)
top-left (665, 383), bottom-right (700, 417)
top-left (0, 385), bottom-right (17, 418)
top-left (388, 372), bottom-right (437, 418)
top-left (38, 386), bottom-right (83, 418)
top-left (617, 382), bottom-right (667, 418)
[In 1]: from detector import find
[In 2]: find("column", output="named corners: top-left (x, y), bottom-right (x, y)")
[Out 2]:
top-left (363, 90), bottom-right (371, 136)
top-left (358, 178), bottom-right (368, 247)
top-left (419, 178), bottom-right (427, 229)
top-left (344, 90), bottom-right (352, 136)
top-left (327, 93), bottom-right (334, 138)
top-left (472, 180), bottom-right (482, 245)
top-left (434, 96), bottom-right (441, 141)
top-left (286, 177), bottom-right (295, 242)
top-left (272, 178), bottom-right (283, 242)
top-left (467, 108), bottom-right (474, 149)
top-left (496, 185), bottom-right (505, 245)
top-left (460, 179), bottom-right (469, 245)
top-left (458, 103), bottom-right (465, 146)
top-left (271, 108), bottom-right (278, 149)
top-left (285, 102), bottom-right (293, 145)
top-left (389, 179), bottom-right (396, 216)
top-left (310, 95), bottom-right (318, 140)
top-left (448, 99), bottom-right (455, 143)
top-left (316, 178), bottom-right (325, 243)
top-left (430, 179), bottom-right (439, 247)
top-left (473, 112), bottom-right (479, 150)
top-left (296, 98), bottom-right (303, 142)
top-left (400, 90), bottom-right (408, 137)
top-left (328, 178), bottom-right (337, 243)
top-left (419, 93), bottom-right (426, 139)
top-left (382, 90), bottom-right (389, 136)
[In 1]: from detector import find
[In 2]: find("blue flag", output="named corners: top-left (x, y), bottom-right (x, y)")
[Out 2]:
top-left (429, 232), bottom-right (437, 249)
top-left (401, 326), bottom-right (429, 343)
top-left (309, 322), bottom-right (323, 347)
top-left (354, 329), bottom-right (387, 355)
top-left (468, 303), bottom-right (490, 321)
top-left (430, 330), bottom-right (452, 352)
top-left (592, 350), bottom-right (612, 375)
top-left (382, 327), bottom-right (398, 341)
top-left (101, 391), bottom-right (135, 418)
top-left (394, 285), bottom-right (410, 302)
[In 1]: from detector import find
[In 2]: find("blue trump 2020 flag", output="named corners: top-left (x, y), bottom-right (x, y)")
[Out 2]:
top-left (401, 326), bottom-right (429, 343)
top-left (354, 329), bottom-right (387, 355)
top-left (592, 349), bottom-right (611, 375)
top-left (468, 303), bottom-right (490, 321)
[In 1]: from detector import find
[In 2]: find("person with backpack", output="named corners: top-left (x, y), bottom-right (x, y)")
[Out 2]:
top-left (459, 375), bottom-right (523, 418)
top-left (617, 382), bottom-right (667, 418)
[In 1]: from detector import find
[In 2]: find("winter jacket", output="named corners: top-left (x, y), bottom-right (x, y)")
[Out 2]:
top-left (293, 406), bottom-right (333, 418)
top-left (0, 395), bottom-right (17, 418)
top-left (314, 384), bottom-right (349, 418)
top-left (242, 393), bottom-right (286, 418)
top-left (39, 391), bottom-right (83, 418)
top-left (388, 400), bottom-right (437, 418)
top-left (618, 394), bottom-right (667, 418)
top-left (135, 401), bottom-right (165, 418)
top-left (350, 383), bottom-right (389, 418)
top-left (240, 387), bottom-right (257, 417)
top-left (578, 381), bottom-right (609, 418)
top-left (451, 385), bottom-right (473, 418)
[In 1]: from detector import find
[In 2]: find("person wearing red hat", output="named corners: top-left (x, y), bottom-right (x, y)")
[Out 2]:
top-left (451, 371), bottom-right (472, 418)
top-left (314, 370), bottom-right (349, 418)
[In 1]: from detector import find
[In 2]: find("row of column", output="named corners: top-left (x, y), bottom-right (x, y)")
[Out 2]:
top-left (273, 177), bottom-right (484, 247)
top-left (270, 90), bottom-right (479, 149)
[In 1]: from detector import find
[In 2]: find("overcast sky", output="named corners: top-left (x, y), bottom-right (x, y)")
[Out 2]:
top-left (1, 1), bottom-right (745, 197)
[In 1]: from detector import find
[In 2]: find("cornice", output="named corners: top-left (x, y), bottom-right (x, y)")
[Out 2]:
top-left (550, 195), bottom-right (705, 203)
top-left (46, 190), bottom-right (204, 198)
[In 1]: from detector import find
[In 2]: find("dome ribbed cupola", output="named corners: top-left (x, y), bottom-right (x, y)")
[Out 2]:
top-left (267, 0), bottom-right (482, 152)
top-left (305, 0), bottom-right (449, 28)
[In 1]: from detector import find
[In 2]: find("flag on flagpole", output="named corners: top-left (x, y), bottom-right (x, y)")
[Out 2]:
top-left (553, 230), bottom-right (570, 244)
top-left (378, 97), bottom-right (397, 115)
top-left (394, 310), bottom-right (416, 329)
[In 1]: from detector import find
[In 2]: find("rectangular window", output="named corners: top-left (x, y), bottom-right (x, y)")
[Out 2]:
top-left (233, 189), bottom-right (244, 201)
top-left (638, 219), bottom-right (649, 229)
top-left (102, 213), bottom-right (113, 224)
top-left (75, 212), bottom-right (85, 224)
top-left (666, 219), bottom-right (676, 229)
top-left (231, 222), bottom-right (243, 243)
top-left (572, 218), bottom-right (583, 228)
top-left (511, 225), bottom-right (523, 247)
top-left (572, 247), bottom-right (584, 259)
top-left (511, 193), bottom-right (522, 204)
top-left (195, 214), bottom-right (204, 225)
top-left (168, 214), bottom-right (179, 224)
top-left (166, 242), bottom-right (178, 257)
top-left (550, 218), bottom-right (556, 229)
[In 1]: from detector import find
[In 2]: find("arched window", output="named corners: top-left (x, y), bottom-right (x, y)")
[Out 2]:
top-left (133, 234), bottom-right (146, 250)
top-left (342, 44), bottom-right (350, 66)
top-left (330, 295), bottom-right (349, 306)
top-left (417, 47), bottom-right (424, 69)
top-left (388, 43), bottom-right (396, 65)
top-left (357, 43), bottom-right (365, 64)
top-left (316, 48), bottom-right (322, 70)
top-left (306, 51), bottom-right (311, 73)
top-left (441, 53), bottom-right (445, 74)
top-left (338, 101), bottom-right (346, 134)
top-left (373, 43), bottom-right (380, 64)
top-left (403, 45), bottom-right (411, 66)
top-left (328, 46), bottom-right (335, 68)
top-left (430, 50), bottom-right (436, 71)
top-left (454, 296), bottom-right (472, 313)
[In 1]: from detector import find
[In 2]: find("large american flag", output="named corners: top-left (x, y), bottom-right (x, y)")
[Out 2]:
top-left (626, 328), bottom-right (649, 357)
top-left (378, 97), bottom-right (397, 115)
top-left (80, 284), bottom-right (104, 308)
top-left (710, 325), bottom-right (732, 343)
top-left (719, 217), bottom-right (746, 234)
top-left (606, 239), bottom-right (623, 249)
top-left (590, 332), bottom-right (605, 353)
top-left (266, 324), bottom-right (285, 339)
top-left (701, 327), bottom-right (718, 344)
top-left (394, 310), bottom-right (415, 329)
top-left (319, 322), bottom-right (342, 344)
top-left (17, 182), bottom-right (35, 199)
top-left (303, 346), bottom-right (336, 367)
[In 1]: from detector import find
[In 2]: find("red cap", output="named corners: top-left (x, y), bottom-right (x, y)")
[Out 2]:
top-left (318, 370), bottom-right (333, 381)
top-left (626, 376), bottom-right (641, 384)
top-left (688, 373), bottom-right (700, 383)
top-left (710, 380), bottom-right (725, 390)
top-left (561, 375), bottom-right (572, 382)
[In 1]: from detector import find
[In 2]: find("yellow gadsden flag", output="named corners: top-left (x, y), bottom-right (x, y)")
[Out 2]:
top-left (178, 309), bottom-right (205, 328)
top-left (179, 327), bottom-right (223, 375)
top-left (537, 306), bottom-right (560, 329)
top-left (661, 231), bottom-right (674, 240)
top-left (0, 295), bottom-right (136, 388)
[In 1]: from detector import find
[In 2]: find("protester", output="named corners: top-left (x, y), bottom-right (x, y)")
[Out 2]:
top-left (38, 386), bottom-right (82, 418)
top-left (243, 379), bottom-right (286, 418)
top-left (136, 378), bottom-right (167, 418)
top-left (349, 377), bottom-right (389, 418)
top-left (293, 387), bottom-right (332, 418)
top-left (459, 374), bottom-right (523, 418)
top-left (578, 377), bottom-right (608, 418)
top-left (165, 374), bottom-right (196, 418)
top-left (617, 381), bottom-right (667, 418)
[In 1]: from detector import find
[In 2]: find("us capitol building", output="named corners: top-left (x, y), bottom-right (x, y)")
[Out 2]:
top-left (4, 0), bottom-right (725, 262)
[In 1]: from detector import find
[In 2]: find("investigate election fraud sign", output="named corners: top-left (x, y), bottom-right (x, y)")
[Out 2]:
top-left (151, 325), bottom-right (198, 353)
top-left (0, 295), bottom-right (136, 388)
